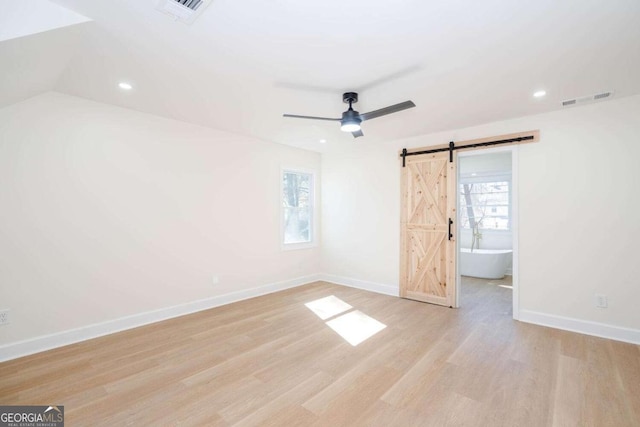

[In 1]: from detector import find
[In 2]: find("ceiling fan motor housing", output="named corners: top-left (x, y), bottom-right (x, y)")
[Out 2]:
top-left (341, 109), bottom-right (362, 126)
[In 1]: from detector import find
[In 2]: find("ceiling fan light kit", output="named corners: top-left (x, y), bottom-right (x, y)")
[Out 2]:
top-left (340, 121), bottom-right (361, 132)
top-left (283, 92), bottom-right (415, 138)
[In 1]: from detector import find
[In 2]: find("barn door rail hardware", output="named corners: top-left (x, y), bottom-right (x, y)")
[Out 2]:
top-left (400, 135), bottom-right (535, 167)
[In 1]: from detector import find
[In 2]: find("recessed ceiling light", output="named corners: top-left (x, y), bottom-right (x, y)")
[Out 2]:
top-left (118, 82), bottom-right (133, 90)
top-left (319, 139), bottom-right (327, 144)
top-left (533, 90), bottom-right (546, 98)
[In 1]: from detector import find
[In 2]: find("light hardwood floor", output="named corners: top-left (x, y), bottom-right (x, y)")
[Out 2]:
top-left (1, 279), bottom-right (639, 426)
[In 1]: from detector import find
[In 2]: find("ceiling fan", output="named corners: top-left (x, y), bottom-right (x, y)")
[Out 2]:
top-left (283, 92), bottom-right (416, 138)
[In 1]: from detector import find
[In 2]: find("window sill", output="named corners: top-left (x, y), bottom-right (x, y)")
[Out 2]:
top-left (281, 242), bottom-right (317, 251)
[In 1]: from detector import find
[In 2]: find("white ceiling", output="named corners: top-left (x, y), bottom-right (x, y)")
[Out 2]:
top-left (0, 0), bottom-right (89, 42)
top-left (3, 0), bottom-right (640, 152)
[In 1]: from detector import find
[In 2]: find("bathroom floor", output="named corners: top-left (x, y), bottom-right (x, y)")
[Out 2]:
top-left (460, 275), bottom-right (513, 317)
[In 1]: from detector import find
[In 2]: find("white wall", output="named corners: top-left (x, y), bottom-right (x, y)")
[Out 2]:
top-left (0, 92), bottom-right (321, 346)
top-left (322, 94), bottom-right (640, 334)
top-left (459, 151), bottom-right (512, 176)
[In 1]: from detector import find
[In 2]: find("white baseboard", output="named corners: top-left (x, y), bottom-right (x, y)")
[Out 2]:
top-left (0, 274), bottom-right (322, 363)
top-left (519, 310), bottom-right (640, 345)
top-left (6, 275), bottom-right (635, 363)
top-left (318, 274), bottom-right (399, 297)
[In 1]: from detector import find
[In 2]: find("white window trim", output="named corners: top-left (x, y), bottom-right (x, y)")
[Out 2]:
top-left (280, 167), bottom-right (318, 251)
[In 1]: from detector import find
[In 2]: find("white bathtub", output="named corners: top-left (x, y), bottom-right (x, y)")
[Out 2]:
top-left (459, 248), bottom-right (512, 279)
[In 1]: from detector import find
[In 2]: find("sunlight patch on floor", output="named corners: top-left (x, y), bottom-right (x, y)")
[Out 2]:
top-left (305, 295), bottom-right (352, 320)
top-left (498, 285), bottom-right (513, 289)
top-left (325, 310), bottom-right (387, 346)
top-left (304, 296), bottom-right (386, 346)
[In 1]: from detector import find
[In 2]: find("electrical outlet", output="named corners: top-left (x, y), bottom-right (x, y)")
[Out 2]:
top-left (212, 275), bottom-right (220, 285)
top-left (595, 294), bottom-right (608, 308)
top-left (0, 309), bottom-right (10, 325)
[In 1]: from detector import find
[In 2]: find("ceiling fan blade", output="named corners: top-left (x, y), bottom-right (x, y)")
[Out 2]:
top-left (283, 114), bottom-right (340, 122)
top-left (360, 100), bottom-right (416, 121)
top-left (352, 129), bottom-right (364, 138)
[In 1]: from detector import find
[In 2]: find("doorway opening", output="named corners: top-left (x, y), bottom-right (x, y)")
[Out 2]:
top-left (456, 147), bottom-right (518, 319)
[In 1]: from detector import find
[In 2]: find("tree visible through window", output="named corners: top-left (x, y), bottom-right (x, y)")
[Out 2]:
top-left (459, 181), bottom-right (510, 231)
top-left (282, 171), bottom-right (313, 245)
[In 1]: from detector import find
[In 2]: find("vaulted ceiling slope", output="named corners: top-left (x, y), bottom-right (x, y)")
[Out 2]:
top-left (2, 0), bottom-right (640, 152)
top-left (0, 0), bottom-right (90, 109)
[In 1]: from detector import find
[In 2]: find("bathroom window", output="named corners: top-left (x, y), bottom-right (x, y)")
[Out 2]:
top-left (281, 169), bottom-right (315, 249)
top-left (459, 180), bottom-right (510, 231)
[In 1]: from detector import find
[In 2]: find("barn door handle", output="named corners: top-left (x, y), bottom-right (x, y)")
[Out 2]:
top-left (448, 218), bottom-right (453, 241)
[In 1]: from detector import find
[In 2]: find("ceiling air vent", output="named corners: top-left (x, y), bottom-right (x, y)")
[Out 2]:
top-left (594, 92), bottom-right (612, 100)
top-left (561, 91), bottom-right (614, 108)
top-left (156, 0), bottom-right (210, 25)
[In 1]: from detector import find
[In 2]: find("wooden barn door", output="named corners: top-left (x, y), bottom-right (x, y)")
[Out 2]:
top-left (400, 151), bottom-right (457, 307)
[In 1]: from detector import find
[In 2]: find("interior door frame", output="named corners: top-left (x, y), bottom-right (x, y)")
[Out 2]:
top-left (456, 145), bottom-right (520, 320)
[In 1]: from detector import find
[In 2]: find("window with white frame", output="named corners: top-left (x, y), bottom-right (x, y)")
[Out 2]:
top-left (459, 179), bottom-right (511, 231)
top-left (282, 170), bottom-right (314, 246)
